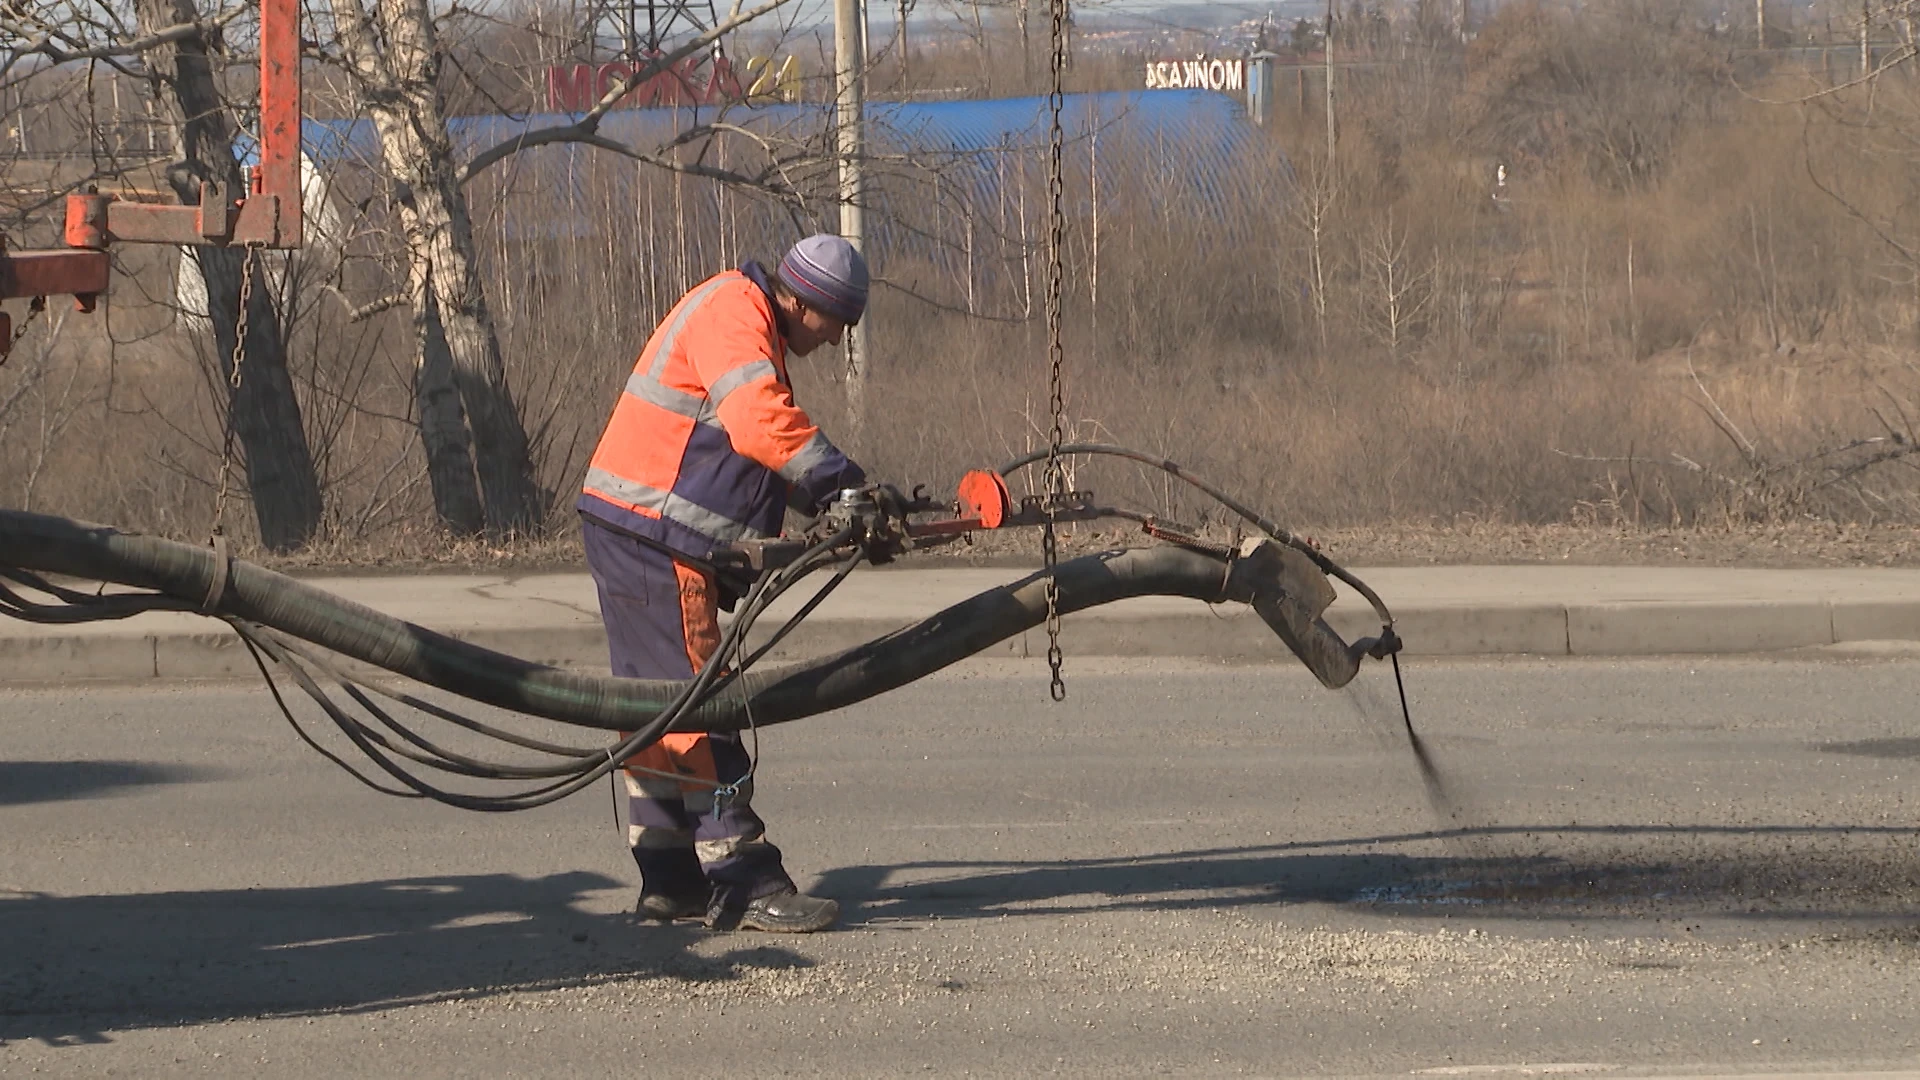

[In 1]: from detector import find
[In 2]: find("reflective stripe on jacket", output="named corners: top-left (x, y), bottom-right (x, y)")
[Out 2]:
top-left (578, 265), bottom-right (859, 562)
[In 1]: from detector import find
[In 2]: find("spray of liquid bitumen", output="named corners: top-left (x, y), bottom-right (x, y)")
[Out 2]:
top-left (1335, 659), bottom-right (1553, 904)
top-left (1340, 663), bottom-right (1608, 907)
top-left (1340, 659), bottom-right (1459, 826)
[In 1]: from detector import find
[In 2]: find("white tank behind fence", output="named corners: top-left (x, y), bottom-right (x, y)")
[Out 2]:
top-left (174, 151), bottom-right (344, 338)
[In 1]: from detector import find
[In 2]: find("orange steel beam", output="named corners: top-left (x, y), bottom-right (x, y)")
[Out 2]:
top-left (255, 0), bottom-right (303, 248)
top-left (60, 0), bottom-right (302, 253)
top-left (0, 248), bottom-right (111, 306)
top-left (4, 0), bottom-right (303, 317)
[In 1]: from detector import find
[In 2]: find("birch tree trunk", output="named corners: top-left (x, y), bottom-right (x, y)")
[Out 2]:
top-left (414, 280), bottom-right (485, 535)
top-left (135, 0), bottom-right (323, 552)
top-left (331, 0), bottom-right (541, 538)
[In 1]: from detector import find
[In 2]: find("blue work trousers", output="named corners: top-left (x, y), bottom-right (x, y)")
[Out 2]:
top-left (582, 518), bottom-right (794, 909)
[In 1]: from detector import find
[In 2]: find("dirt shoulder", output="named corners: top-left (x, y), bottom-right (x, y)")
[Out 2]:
top-left (1287, 521), bottom-right (1920, 569)
top-left (253, 521), bottom-right (1920, 577)
top-left (902, 521), bottom-right (1920, 570)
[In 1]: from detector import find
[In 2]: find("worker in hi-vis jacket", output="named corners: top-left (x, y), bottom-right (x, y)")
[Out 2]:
top-left (579, 234), bottom-right (873, 933)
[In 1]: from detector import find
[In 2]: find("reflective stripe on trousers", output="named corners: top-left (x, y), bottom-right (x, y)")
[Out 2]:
top-left (581, 517), bottom-right (794, 907)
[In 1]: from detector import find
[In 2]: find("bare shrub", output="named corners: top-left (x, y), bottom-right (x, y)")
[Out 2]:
top-left (1462, 0), bottom-right (1731, 190)
top-left (12, 2), bottom-right (1920, 558)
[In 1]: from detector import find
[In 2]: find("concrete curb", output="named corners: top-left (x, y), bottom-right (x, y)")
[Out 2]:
top-left (8, 597), bottom-right (1920, 683)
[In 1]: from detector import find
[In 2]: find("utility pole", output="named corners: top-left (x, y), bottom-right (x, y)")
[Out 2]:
top-left (898, 0), bottom-right (910, 83)
top-left (1755, 0), bottom-right (1765, 48)
top-left (835, 0), bottom-right (868, 439)
top-left (1324, 0), bottom-right (1335, 167)
top-left (1020, 0), bottom-right (1033, 91)
top-left (1861, 0), bottom-right (1871, 75)
top-left (10, 84), bottom-right (25, 154)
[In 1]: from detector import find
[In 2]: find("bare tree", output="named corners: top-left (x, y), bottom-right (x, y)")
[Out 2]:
top-left (3, 0), bottom-right (325, 551)
top-left (1461, 0), bottom-right (1729, 190)
top-left (325, 0), bottom-right (538, 536)
top-left (1796, 0), bottom-right (1920, 312)
top-left (318, 0), bottom-right (806, 538)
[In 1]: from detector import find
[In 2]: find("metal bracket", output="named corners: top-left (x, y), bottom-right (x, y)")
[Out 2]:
top-left (0, 248), bottom-right (110, 313)
top-left (1, 0), bottom-right (303, 310)
top-left (1225, 537), bottom-right (1373, 689)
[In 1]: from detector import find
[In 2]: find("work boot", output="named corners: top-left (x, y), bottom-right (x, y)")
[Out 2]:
top-left (635, 889), bottom-right (709, 922)
top-left (706, 887), bottom-right (840, 933)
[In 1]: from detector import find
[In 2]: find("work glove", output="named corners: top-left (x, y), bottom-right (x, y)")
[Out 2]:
top-left (715, 567), bottom-right (756, 614)
top-left (792, 458), bottom-right (869, 517)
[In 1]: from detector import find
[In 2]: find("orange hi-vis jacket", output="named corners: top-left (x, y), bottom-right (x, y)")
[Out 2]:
top-left (578, 263), bottom-right (864, 563)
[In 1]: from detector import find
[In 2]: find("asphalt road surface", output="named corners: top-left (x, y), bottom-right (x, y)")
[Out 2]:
top-left (3, 655), bottom-right (1919, 1078)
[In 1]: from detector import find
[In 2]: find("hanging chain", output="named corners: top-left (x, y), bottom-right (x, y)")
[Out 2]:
top-left (1041, 0), bottom-right (1069, 702)
top-left (2, 296), bottom-right (48, 368)
top-left (210, 243), bottom-right (261, 543)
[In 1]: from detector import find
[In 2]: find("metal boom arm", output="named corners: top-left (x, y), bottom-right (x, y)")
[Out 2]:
top-left (0, 0), bottom-right (303, 339)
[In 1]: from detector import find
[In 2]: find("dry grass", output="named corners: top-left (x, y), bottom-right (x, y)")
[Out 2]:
top-left (6, 3), bottom-right (1920, 565)
top-left (237, 519), bottom-right (1920, 575)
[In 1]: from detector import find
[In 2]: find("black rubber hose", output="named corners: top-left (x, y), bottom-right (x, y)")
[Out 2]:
top-left (0, 509), bottom-right (1250, 733)
top-left (998, 442), bottom-right (1394, 625)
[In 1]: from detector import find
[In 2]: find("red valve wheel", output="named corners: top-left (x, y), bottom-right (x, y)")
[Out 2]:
top-left (955, 470), bottom-right (1011, 530)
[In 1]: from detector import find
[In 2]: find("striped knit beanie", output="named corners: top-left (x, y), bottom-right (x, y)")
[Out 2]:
top-left (777, 234), bottom-right (869, 325)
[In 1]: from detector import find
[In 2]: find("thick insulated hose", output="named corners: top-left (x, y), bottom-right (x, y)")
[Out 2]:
top-left (0, 509), bottom-right (1256, 732)
top-left (998, 442), bottom-right (1395, 626)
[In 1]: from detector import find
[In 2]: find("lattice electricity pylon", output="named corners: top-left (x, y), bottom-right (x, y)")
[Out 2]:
top-left (562, 0), bottom-right (741, 108)
top-left (642, 0), bottom-right (725, 59)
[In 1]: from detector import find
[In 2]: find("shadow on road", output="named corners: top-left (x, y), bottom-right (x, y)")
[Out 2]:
top-left (0, 870), bottom-right (809, 1044)
top-left (1817, 737), bottom-right (1920, 759)
top-left (0, 761), bottom-right (220, 807)
top-left (820, 822), bottom-right (1920, 926)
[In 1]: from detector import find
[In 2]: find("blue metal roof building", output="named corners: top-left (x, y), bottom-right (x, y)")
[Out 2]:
top-left (301, 89), bottom-right (1280, 307)
top-left (306, 89), bottom-right (1270, 222)
top-left (306, 90), bottom-right (1261, 180)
